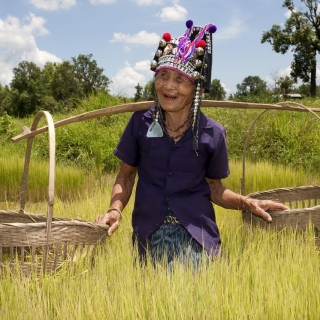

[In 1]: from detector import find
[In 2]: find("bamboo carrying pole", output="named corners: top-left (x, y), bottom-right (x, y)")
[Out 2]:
top-left (12, 100), bottom-right (320, 142)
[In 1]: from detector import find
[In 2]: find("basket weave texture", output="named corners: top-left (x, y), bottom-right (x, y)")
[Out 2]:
top-left (242, 185), bottom-right (320, 230)
top-left (241, 103), bottom-right (320, 231)
top-left (0, 111), bottom-right (109, 275)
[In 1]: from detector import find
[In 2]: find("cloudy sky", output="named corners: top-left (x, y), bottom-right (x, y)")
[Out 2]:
top-left (0, 0), bottom-right (310, 97)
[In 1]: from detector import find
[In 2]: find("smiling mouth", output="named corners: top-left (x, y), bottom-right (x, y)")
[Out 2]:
top-left (163, 93), bottom-right (176, 100)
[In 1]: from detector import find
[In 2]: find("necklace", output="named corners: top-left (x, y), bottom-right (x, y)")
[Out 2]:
top-left (159, 117), bottom-right (192, 141)
top-left (158, 108), bottom-right (192, 132)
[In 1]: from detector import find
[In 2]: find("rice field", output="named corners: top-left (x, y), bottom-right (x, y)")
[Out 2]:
top-left (1, 160), bottom-right (320, 319)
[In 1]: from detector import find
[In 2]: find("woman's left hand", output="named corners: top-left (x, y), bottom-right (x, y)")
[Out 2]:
top-left (244, 198), bottom-right (290, 222)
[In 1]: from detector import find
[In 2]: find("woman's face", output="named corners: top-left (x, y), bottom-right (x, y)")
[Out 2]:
top-left (155, 68), bottom-right (196, 114)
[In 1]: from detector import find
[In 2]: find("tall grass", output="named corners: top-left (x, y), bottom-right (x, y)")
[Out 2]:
top-left (2, 96), bottom-right (320, 318)
top-left (1, 177), bottom-right (320, 319)
top-left (1, 155), bottom-right (318, 203)
top-left (0, 153), bottom-right (88, 203)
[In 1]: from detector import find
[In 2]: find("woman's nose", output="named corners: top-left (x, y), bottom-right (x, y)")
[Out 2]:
top-left (163, 78), bottom-right (175, 89)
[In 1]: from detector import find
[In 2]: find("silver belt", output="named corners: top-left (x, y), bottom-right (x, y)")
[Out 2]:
top-left (163, 215), bottom-right (181, 224)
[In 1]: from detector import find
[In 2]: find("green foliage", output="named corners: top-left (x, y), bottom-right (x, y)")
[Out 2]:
top-left (0, 112), bottom-right (14, 139)
top-left (134, 83), bottom-right (143, 102)
top-left (50, 61), bottom-right (81, 104)
top-left (276, 75), bottom-right (296, 96)
top-left (229, 92), bottom-right (276, 104)
top-left (261, 0), bottom-right (320, 97)
top-left (24, 92), bottom-right (131, 173)
top-left (204, 79), bottom-right (226, 100)
top-left (235, 76), bottom-right (268, 98)
top-left (143, 78), bottom-right (155, 101)
top-left (10, 61), bottom-right (45, 117)
top-left (4, 95), bottom-right (320, 176)
top-left (204, 106), bottom-right (320, 173)
top-left (4, 54), bottom-right (111, 117)
top-left (71, 53), bottom-right (110, 96)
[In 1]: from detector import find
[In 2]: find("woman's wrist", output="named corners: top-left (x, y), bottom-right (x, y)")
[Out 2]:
top-left (107, 207), bottom-right (122, 220)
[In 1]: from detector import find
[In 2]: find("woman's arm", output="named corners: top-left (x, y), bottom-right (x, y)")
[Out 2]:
top-left (94, 161), bottom-right (137, 236)
top-left (206, 178), bottom-right (289, 222)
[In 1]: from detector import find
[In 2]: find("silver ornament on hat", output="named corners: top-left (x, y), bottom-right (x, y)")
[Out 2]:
top-left (151, 60), bottom-right (158, 70)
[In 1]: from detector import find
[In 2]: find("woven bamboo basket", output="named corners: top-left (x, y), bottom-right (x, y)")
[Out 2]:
top-left (241, 102), bottom-right (320, 231)
top-left (0, 111), bottom-right (109, 275)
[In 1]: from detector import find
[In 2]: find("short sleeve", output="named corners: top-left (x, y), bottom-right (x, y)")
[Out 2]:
top-left (205, 126), bottom-right (230, 180)
top-left (114, 113), bottom-right (140, 167)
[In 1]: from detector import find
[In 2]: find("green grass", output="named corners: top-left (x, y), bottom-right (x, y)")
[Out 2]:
top-left (3, 96), bottom-right (320, 175)
top-left (1, 178), bottom-right (320, 319)
top-left (1, 97), bottom-right (320, 318)
top-left (0, 154), bottom-right (89, 203)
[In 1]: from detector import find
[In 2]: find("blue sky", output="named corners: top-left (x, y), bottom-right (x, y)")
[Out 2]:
top-left (0, 0), bottom-right (309, 97)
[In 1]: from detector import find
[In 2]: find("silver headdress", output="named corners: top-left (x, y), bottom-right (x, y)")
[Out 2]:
top-left (148, 20), bottom-right (217, 152)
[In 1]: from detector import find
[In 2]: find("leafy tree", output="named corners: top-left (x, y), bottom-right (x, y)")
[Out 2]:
top-left (277, 75), bottom-right (296, 97)
top-left (297, 83), bottom-right (311, 97)
top-left (261, 0), bottom-right (320, 97)
top-left (134, 83), bottom-right (143, 102)
top-left (235, 76), bottom-right (268, 97)
top-left (71, 54), bottom-right (110, 97)
top-left (143, 78), bottom-right (155, 101)
top-left (42, 62), bottom-right (58, 94)
top-left (51, 61), bottom-right (80, 102)
top-left (0, 84), bottom-right (9, 115)
top-left (204, 79), bottom-right (226, 100)
top-left (10, 61), bottom-right (44, 116)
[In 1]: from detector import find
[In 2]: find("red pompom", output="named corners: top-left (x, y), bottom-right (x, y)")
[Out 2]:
top-left (196, 40), bottom-right (206, 48)
top-left (162, 33), bottom-right (172, 42)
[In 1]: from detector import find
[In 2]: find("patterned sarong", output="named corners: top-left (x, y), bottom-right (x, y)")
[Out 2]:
top-left (146, 209), bottom-right (208, 271)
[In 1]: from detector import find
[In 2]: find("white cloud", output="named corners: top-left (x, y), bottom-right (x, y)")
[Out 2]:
top-left (110, 31), bottom-right (159, 45)
top-left (156, 4), bottom-right (187, 22)
top-left (265, 66), bottom-right (292, 88)
top-left (0, 13), bottom-right (61, 86)
top-left (216, 17), bottom-right (247, 40)
top-left (89, 0), bottom-right (116, 4)
top-left (109, 60), bottom-right (153, 97)
top-left (29, 0), bottom-right (76, 10)
top-left (134, 0), bottom-right (164, 5)
top-left (134, 60), bottom-right (151, 71)
top-left (277, 66), bottom-right (292, 77)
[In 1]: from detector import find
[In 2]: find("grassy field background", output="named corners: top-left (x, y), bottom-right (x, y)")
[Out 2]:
top-left (1, 97), bottom-right (320, 319)
top-left (1, 159), bottom-right (320, 319)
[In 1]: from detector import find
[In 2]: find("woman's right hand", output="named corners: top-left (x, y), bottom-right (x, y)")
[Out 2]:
top-left (94, 210), bottom-right (121, 236)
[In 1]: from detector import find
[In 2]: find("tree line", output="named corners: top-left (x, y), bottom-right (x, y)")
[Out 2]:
top-left (0, 54), bottom-right (110, 117)
top-left (2, 0), bottom-right (320, 117)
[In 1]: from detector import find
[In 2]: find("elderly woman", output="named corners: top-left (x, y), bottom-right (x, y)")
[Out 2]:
top-left (95, 20), bottom-right (288, 268)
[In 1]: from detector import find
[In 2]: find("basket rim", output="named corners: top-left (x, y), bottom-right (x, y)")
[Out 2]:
top-left (246, 184), bottom-right (320, 197)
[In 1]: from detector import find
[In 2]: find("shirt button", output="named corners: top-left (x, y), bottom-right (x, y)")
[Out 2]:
top-left (166, 197), bottom-right (170, 202)
top-left (171, 147), bottom-right (175, 150)
top-left (168, 172), bottom-right (173, 176)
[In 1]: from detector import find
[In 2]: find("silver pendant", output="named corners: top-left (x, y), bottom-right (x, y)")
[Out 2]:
top-left (147, 121), bottom-right (163, 137)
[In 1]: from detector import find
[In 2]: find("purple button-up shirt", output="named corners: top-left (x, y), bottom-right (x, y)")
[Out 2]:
top-left (114, 106), bottom-right (230, 256)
